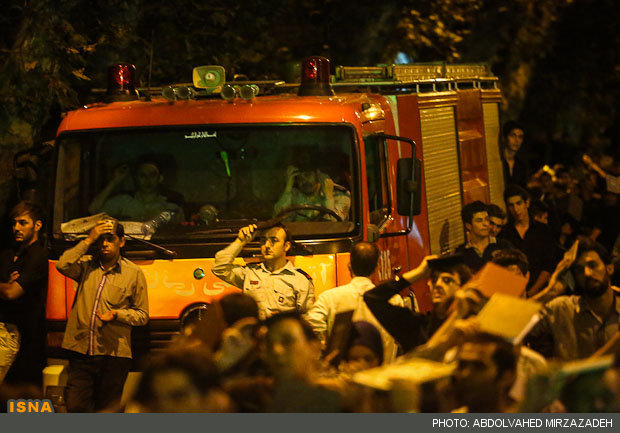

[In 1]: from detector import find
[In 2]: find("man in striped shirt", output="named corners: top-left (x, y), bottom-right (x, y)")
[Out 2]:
top-left (57, 219), bottom-right (149, 412)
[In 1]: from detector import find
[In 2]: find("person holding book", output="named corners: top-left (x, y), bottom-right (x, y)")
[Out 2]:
top-left (527, 237), bottom-right (620, 360)
top-left (363, 256), bottom-right (472, 354)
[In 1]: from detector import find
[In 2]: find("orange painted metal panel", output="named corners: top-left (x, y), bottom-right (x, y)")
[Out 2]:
top-left (48, 254), bottom-right (339, 320)
top-left (457, 89), bottom-right (490, 204)
top-left (58, 96), bottom-right (369, 134)
top-left (290, 254), bottom-right (339, 298)
top-left (47, 262), bottom-right (67, 320)
top-left (335, 252), bottom-right (352, 288)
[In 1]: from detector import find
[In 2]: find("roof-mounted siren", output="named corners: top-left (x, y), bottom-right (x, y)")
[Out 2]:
top-left (106, 63), bottom-right (139, 101)
top-left (193, 65), bottom-right (226, 93)
top-left (298, 56), bottom-right (335, 96)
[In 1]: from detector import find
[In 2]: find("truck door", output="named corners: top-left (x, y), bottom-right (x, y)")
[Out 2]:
top-left (363, 133), bottom-right (409, 282)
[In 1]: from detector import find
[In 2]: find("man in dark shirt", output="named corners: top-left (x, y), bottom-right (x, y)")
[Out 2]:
top-left (0, 201), bottom-right (48, 385)
top-left (363, 256), bottom-right (472, 353)
top-left (500, 121), bottom-right (530, 189)
top-left (487, 204), bottom-right (507, 238)
top-left (499, 185), bottom-right (558, 296)
top-left (456, 201), bottom-right (512, 272)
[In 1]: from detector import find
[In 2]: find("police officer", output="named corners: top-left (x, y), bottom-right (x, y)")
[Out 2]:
top-left (212, 224), bottom-right (314, 319)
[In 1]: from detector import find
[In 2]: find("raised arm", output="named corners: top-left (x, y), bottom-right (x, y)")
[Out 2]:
top-left (582, 154), bottom-right (608, 179)
top-left (212, 224), bottom-right (256, 288)
top-left (88, 165), bottom-right (130, 214)
top-left (364, 256), bottom-right (436, 353)
top-left (56, 220), bottom-right (112, 280)
top-left (273, 165), bottom-right (300, 217)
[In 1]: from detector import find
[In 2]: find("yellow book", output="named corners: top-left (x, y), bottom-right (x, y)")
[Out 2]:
top-left (476, 293), bottom-right (542, 344)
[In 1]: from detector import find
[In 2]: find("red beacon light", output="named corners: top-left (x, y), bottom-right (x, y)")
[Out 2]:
top-left (106, 63), bottom-right (139, 101)
top-left (298, 56), bottom-right (335, 96)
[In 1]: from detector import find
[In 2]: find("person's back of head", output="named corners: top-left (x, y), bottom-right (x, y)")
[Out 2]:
top-left (490, 248), bottom-right (529, 277)
top-left (346, 320), bottom-right (384, 367)
top-left (220, 293), bottom-right (259, 327)
top-left (350, 241), bottom-right (380, 277)
top-left (461, 200), bottom-right (488, 225)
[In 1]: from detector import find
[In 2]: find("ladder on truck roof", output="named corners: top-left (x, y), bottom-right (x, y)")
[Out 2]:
top-left (331, 63), bottom-right (499, 94)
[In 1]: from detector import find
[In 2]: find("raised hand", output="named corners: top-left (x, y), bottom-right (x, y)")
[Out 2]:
top-left (8, 271), bottom-right (20, 283)
top-left (86, 220), bottom-right (115, 245)
top-left (237, 224), bottom-right (258, 244)
top-left (285, 165), bottom-right (300, 190)
top-left (111, 164), bottom-right (130, 185)
top-left (321, 177), bottom-right (334, 197)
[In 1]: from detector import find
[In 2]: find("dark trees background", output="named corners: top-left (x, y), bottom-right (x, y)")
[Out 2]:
top-left (0, 0), bottom-right (618, 212)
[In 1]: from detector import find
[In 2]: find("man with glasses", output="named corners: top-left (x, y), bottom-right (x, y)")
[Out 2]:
top-left (212, 224), bottom-right (314, 319)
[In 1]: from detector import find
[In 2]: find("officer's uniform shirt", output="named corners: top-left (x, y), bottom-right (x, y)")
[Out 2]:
top-left (212, 241), bottom-right (314, 319)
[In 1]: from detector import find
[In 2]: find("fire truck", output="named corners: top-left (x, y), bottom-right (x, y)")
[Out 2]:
top-left (39, 56), bottom-right (504, 358)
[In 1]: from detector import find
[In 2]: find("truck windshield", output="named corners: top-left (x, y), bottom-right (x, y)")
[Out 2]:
top-left (53, 125), bottom-right (357, 241)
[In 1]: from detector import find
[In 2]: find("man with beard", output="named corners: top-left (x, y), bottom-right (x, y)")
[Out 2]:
top-left (57, 219), bottom-right (149, 411)
top-left (528, 236), bottom-right (620, 360)
top-left (0, 201), bottom-right (48, 385)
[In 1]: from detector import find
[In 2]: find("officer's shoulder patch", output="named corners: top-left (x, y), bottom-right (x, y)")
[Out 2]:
top-left (296, 268), bottom-right (312, 280)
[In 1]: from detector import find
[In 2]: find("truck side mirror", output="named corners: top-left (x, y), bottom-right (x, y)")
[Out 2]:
top-left (396, 157), bottom-right (421, 216)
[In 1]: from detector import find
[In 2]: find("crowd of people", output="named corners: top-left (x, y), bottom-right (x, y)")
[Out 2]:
top-left (1, 120), bottom-right (620, 413)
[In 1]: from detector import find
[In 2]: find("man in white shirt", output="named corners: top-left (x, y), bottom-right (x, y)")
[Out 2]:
top-left (212, 224), bottom-right (314, 320)
top-left (305, 241), bottom-right (402, 363)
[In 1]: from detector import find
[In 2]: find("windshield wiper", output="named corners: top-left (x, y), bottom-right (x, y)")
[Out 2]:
top-left (185, 228), bottom-right (236, 237)
top-left (125, 234), bottom-right (177, 258)
top-left (186, 216), bottom-right (285, 238)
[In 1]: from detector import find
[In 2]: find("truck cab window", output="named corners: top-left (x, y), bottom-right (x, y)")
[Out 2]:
top-left (364, 134), bottom-right (390, 225)
top-left (53, 125), bottom-right (357, 241)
